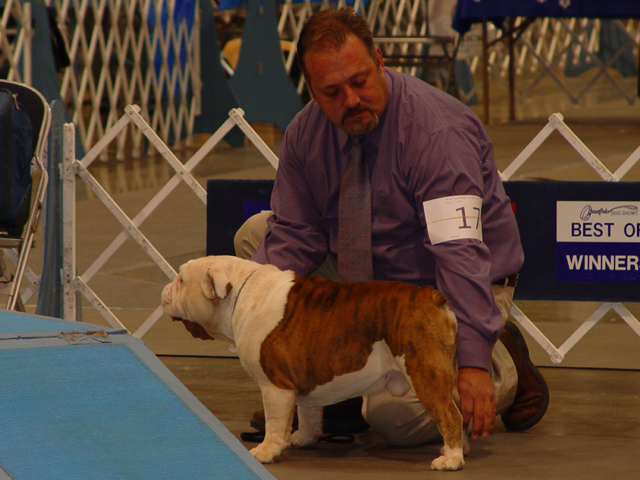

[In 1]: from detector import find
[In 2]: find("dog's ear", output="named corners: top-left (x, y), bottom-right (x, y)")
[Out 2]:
top-left (201, 267), bottom-right (232, 300)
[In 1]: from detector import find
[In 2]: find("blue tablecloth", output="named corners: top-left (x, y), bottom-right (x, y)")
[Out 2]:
top-left (453, 0), bottom-right (640, 34)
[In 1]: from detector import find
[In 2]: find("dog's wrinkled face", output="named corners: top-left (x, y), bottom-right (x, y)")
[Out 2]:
top-left (161, 257), bottom-right (234, 340)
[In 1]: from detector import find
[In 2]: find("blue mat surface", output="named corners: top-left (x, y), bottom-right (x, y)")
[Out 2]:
top-left (0, 312), bottom-right (275, 480)
top-left (0, 310), bottom-right (99, 335)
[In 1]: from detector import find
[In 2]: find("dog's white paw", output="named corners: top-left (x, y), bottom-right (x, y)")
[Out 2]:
top-left (430, 447), bottom-right (464, 471)
top-left (250, 441), bottom-right (286, 464)
top-left (430, 454), bottom-right (464, 471)
top-left (290, 429), bottom-right (321, 448)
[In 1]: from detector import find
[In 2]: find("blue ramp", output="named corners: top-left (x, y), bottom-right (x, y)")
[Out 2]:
top-left (0, 310), bottom-right (275, 480)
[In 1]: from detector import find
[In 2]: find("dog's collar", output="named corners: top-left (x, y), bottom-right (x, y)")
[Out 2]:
top-left (231, 270), bottom-right (256, 317)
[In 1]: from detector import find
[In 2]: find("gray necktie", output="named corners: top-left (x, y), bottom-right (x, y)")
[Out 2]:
top-left (338, 137), bottom-right (374, 282)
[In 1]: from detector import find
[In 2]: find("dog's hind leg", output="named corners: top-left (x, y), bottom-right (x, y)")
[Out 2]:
top-left (290, 405), bottom-right (323, 447)
top-left (405, 356), bottom-right (464, 471)
top-left (250, 386), bottom-right (296, 463)
top-left (417, 381), bottom-right (464, 470)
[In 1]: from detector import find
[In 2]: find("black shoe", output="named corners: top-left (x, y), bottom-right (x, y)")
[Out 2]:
top-left (500, 321), bottom-right (550, 431)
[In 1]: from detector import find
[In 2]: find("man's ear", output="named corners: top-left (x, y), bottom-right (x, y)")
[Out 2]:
top-left (374, 47), bottom-right (385, 72)
top-left (201, 267), bottom-right (232, 300)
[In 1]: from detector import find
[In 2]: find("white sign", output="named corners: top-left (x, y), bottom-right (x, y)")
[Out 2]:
top-left (556, 201), bottom-right (640, 243)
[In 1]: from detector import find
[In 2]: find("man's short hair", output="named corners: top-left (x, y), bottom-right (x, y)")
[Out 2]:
top-left (297, 8), bottom-right (376, 76)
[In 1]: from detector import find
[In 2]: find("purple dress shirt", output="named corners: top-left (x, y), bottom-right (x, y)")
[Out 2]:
top-left (253, 68), bottom-right (524, 370)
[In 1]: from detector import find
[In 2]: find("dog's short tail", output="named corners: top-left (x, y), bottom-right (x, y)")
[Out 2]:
top-left (431, 290), bottom-right (447, 307)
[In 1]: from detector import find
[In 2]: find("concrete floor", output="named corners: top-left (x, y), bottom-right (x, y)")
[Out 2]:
top-left (159, 356), bottom-right (640, 480)
top-left (11, 72), bottom-right (640, 478)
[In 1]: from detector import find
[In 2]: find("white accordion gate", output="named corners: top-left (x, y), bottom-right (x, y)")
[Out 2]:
top-left (61, 106), bottom-right (277, 337)
top-left (4, 2), bottom-right (637, 154)
top-left (50, 0), bottom-right (202, 155)
top-left (502, 112), bottom-right (640, 363)
top-left (61, 108), bottom-right (640, 361)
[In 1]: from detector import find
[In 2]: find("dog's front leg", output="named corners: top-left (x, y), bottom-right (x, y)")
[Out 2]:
top-left (290, 405), bottom-right (323, 447)
top-left (250, 386), bottom-right (296, 464)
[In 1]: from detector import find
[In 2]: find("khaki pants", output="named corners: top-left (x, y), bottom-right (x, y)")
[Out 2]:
top-left (234, 211), bottom-right (340, 279)
top-left (235, 211), bottom-right (518, 446)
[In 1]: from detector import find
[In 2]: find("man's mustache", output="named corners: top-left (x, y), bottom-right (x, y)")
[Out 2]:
top-left (342, 106), bottom-right (369, 123)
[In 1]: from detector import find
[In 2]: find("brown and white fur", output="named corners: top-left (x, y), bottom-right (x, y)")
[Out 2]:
top-left (161, 255), bottom-right (465, 471)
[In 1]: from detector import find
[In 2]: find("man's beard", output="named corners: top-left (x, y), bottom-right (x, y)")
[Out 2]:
top-left (341, 106), bottom-right (379, 137)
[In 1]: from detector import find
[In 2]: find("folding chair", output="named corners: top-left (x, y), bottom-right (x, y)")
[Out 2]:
top-left (373, 35), bottom-right (460, 93)
top-left (368, 0), bottom-right (460, 94)
top-left (0, 80), bottom-right (51, 310)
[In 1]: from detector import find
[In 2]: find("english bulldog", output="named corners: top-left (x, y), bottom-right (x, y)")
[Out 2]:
top-left (161, 255), bottom-right (465, 471)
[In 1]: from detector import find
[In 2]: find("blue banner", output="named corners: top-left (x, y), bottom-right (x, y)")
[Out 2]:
top-left (503, 181), bottom-right (640, 302)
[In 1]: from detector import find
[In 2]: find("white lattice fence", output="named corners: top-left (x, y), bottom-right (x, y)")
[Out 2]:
top-left (462, 18), bottom-right (640, 103)
top-left (47, 0), bottom-right (201, 156)
top-left (0, 0), bottom-right (32, 83)
top-left (229, 2), bottom-right (639, 104)
top-left (6, 2), bottom-right (638, 144)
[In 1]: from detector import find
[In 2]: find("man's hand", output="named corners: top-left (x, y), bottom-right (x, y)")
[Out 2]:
top-left (458, 367), bottom-right (496, 440)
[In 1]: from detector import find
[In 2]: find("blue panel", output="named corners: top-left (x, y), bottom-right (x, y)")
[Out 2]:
top-left (229, 0), bottom-right (302, 130)
top-left (206, 179), bottom-right (274, 256)
top-left (193, 0), bottom-right (244, 147)
top-left (36, 101), bottom-right (66, 318)
top-left (504, 181), bottom-right (640, 302)
top-left (0, 342), bottom-right (270, 480)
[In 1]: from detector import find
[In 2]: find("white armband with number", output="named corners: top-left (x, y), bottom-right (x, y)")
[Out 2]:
top-left (423, 195), bottom-right (483, 245)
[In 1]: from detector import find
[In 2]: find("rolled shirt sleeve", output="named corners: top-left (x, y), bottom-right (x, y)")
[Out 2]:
top-left (411, 124), bottom-right (522, 370)
top-left (430, 239), bottom-right (504, 370)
